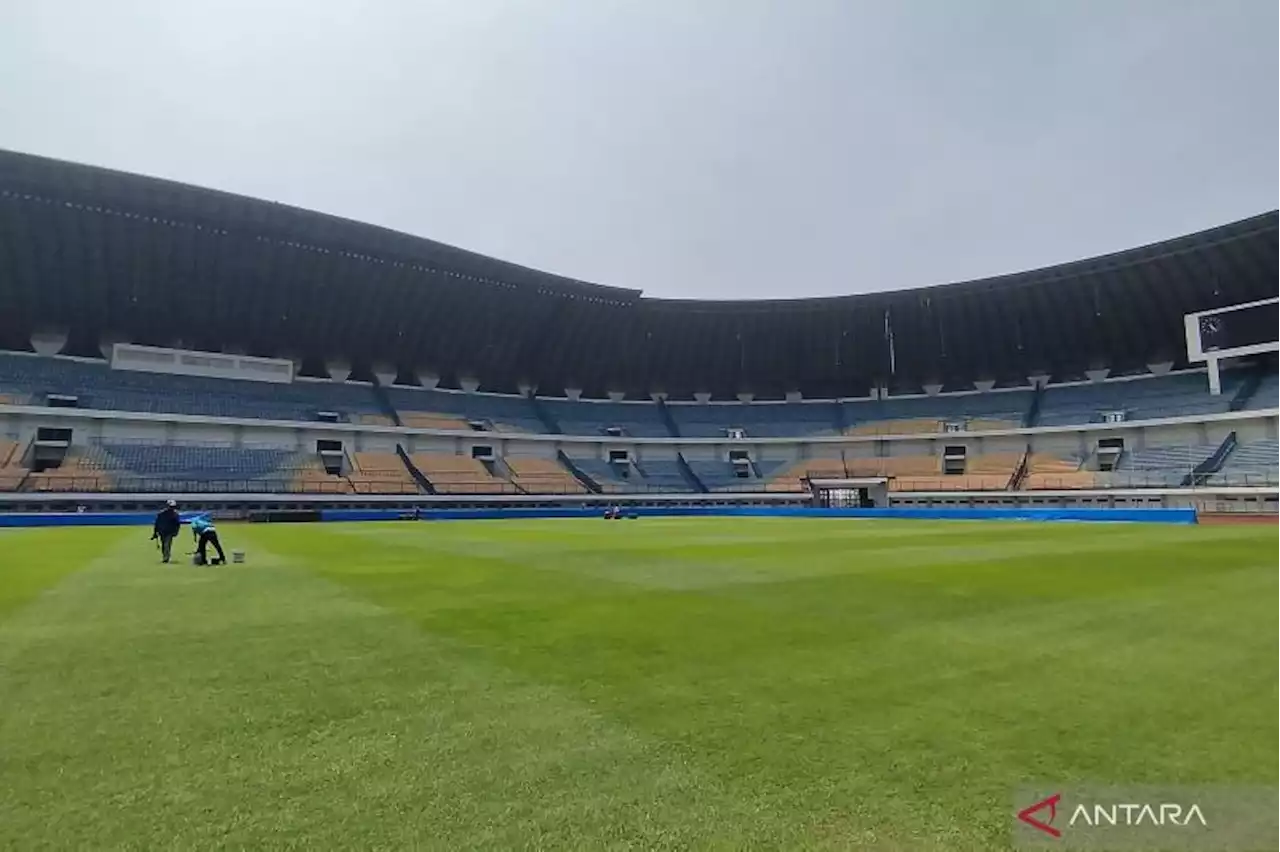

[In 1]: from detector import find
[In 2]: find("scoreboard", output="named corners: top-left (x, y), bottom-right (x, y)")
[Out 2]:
top-left (1185, 298), bottom-right (1278, 362)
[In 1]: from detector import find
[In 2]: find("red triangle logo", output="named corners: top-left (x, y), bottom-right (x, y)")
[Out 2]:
top-left (1017, 793), bottom-right (1062, 838)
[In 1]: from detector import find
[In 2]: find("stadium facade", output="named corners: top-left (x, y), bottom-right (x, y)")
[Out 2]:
top-left (0, 149), bottom-right (1276, 513)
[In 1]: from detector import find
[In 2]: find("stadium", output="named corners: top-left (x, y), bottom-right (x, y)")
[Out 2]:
top-left (1, 146), bottom-right (1277, 850)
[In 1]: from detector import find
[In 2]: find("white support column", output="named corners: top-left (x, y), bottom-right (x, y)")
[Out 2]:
top-left (1206, 356), bottom-right (1221, 395)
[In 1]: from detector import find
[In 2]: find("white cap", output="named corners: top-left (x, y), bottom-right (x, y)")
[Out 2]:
top-left (166, 499), bottom-right (176, 507)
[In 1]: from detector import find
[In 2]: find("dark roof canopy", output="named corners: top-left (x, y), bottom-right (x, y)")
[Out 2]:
top-left (1, 148), bottom-right (1275, 398)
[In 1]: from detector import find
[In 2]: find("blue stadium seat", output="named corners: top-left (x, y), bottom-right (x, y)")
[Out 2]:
top-left (666, 402), bottom-right (839, 438)
top-left (0, 353), bottom-right (384, 422)
top-left (1208, 439), bottom-right (1280, 486)
top-left (683, 458), bottom-right (766, 491)
top-left (89, 443), bottom-right (301, 491)
top-left (541, 400), bottom-right (671, 438)
top-left (1038, 372), bottom-right (1235, 426)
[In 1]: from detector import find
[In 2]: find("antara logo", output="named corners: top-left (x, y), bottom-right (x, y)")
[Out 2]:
top-left (1017, 792), bottom-right (1208, 839)
top-left (1017, 793), bottom-right (1062, 838)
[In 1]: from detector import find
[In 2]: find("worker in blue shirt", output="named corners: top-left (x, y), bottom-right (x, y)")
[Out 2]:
top-left (191, 514), bottom-right (227, 565)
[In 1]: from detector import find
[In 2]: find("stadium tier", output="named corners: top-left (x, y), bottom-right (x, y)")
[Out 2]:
top-left (1209, 439), bottom-right (1280, 487)
top-left (1035, 372), bottom-right (1240, 426)
top-left (387, 387), bottom-right (545, 433)
top-left (0, 352), bottom-right (391, 424)
top-left (3, 351), bottom-right (1274, 435)
top-left (666, 401), bottom-right (840, 438)
top-left (539, 399), bottom-right (672, 438)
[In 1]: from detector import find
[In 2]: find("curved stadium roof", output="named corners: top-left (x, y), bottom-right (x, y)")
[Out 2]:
top-left (0, 148), bottom-right (1275, 399)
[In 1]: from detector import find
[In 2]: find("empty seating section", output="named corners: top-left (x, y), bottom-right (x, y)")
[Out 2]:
top-left (541, 399), bottom-right (670, 437)
top-left (844, 456), bottom-right (939, 477)
top-left (0, 438), bottom-right (27, 491)
top-left (890, 453), bottom-right (1022, 492)
top-left (289, 455), bottom-right (352, 494)
top-left (1100, 443), bottom-right (1216, 487)
top-left (1243, 373), bottom-right (1279, 410)
top-left (632, 459), bottom-right (694, 492)
top-left (1022, 453), bottom-right (1095, 490)
top-left (411, 453), bottom-right (516, 494)
top-left (505, 457), bottom-right (586, 494)
top-left (842, 391), bottom-right (1030, 435)
top-left (388, 387), bottom-right (544, 432)
top-left (1037, 373), bottom-right (1231, 426)
top-left (683, 459), bottom-right (765, 491)
top-left (565, 458), bottom-right (634, 492)
top-left (400, 412), bottom-right (472, 431)
top-left (0, 353), bottom-right (385, 422)
top-left (564, 456), bottom-right (693, 491)
top-left (24, 451), bottom-right (115, 492)
top-left (765, 457), bottom-right (848, 491)
top-left (71, 443), bottom-right (302, 492)
top-left (666, 402), bottom-right (838, 438)
top-left (347, 452), bottom-right (418, 494)
top-left (1210, 440), bottom-right (1279, 486)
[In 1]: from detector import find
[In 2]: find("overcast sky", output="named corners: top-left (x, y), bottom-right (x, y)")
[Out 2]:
top-left (0, 0), bottom-right (1275, 299)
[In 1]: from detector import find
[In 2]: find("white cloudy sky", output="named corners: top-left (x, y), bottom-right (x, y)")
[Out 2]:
top-left (0, 0), bottom-right (1275, 298)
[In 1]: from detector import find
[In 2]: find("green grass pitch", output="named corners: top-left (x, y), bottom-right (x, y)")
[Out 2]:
top-left (0, 518), bottom-right (1275, 850)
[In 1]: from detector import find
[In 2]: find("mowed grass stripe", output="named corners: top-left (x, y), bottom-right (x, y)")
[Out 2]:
top-left (284, 519), bottom-right (1276, 850)
top-left (0, 532), bottom-right (782, 851)
top-left (0, 527), bottom-right (129, 620)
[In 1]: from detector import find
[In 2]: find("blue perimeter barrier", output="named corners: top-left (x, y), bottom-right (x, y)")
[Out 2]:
top-left (0, 511), bottom-right (207, 529)
top-left (319, 506), bottom-right (1199, 524)
top-left (0, 506), bottom-right (1197, 528)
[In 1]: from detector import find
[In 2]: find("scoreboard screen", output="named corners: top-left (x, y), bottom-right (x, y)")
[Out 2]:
top-left (1197, 302), bottom-right (1277, 353)
top-left (1186, 298), bottom-right (1279, 361)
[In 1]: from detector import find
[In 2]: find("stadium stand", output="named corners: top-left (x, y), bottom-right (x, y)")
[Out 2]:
top-left (409, 453), bottom-right (517, 494)
top-left (0, 438), bottom-right (28, 491)
top-left (563, 457), bottom-right (642, 492)
top-left (683, 458), bottom-right (768, 491)
top-left (1036, 373), bottom-right (1233, 426)
top-left (764, 457), bottom-right (850, 492)
top-left (346, 452), bottom-right (419, 495)
top-left (387, 387), bottom-right (545, 433)
top-left (1021, 453), bottom-right (1096, 490)
top-left (288, 455), bottom-right (353, 495)
top-left (1242, 373), bottom-right (1279, 410)
top-left (842, 391), bottom-right (1031, 435)
top-left (1209, 440), bottom-right (1279, 486)
top-left (665, 402), bottom-right (840, 438)
top-left (0, 353), bottom-right (387, 423)
top-left (505, 457), bottom-right (587, 494)
top-left (63, 443), bottom-right (311, 493)
top-left (844, 456), bottom-right (940, 478)
top-left (539, 399), bottom-right (672, 438)
top-left (1103, 443), bottom-right (1217, 487)
top-left (24, 448), bottom-right (114, 492)
top-left (632, 459), bottom-right (697, 492)
top-left (562, 455), bottom-right (696, 492)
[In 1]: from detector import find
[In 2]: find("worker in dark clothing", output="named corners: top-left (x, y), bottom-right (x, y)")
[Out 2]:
top-left (151, 499), bottom-right (181, 563)
top-left (191, 514), bottom-right (226, 565)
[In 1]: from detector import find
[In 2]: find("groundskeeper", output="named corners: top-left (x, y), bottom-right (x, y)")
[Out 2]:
top-left (190, 514), bottom-right (227, 565)
top-left (151, 499), bottom-right (181, 563)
